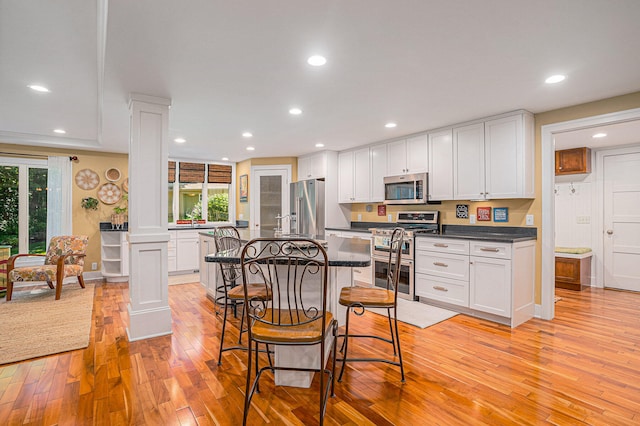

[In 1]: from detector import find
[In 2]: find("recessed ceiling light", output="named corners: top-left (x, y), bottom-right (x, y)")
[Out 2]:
top-left (242, 132), bottom-right (253, 138)
top-left (222, 157), bottom-right (229, 161)
top-left (592, 133), bottom-right (607, 138)
top-left (315, 143), bottom-right (325, 148)
top-left (53, 129), bottom-right (66, 134)
top-left (246, 146), bottom-right (255, 151)
top-left (545, 74), bottom-right (566, 84)
top-left (289, 107), bottom-right (302, 115)
top-left (174, 138), bottom-right (186, 143)
top-left (385, 122), bottom-right (397, 128)
top-left (307, 55), bottom-right (327, 66)
top-left (28, 84), bottom-right (50, 93)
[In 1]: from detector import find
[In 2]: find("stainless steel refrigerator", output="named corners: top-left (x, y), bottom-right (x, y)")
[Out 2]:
top-left (290, 179), bottom-right (325, 236)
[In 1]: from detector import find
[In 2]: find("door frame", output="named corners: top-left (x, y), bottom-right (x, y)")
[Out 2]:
top-left (249, 165), bottom-right (292, 230)
top-left (541, 107), bottom-right (640, 320)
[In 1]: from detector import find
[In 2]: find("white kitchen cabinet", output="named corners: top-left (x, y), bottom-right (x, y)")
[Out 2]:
top-left (370, 143), bottom-right (387, 202)
top-left (453, 111), bottom-right (534, 201)
top-left (298, 151), bottom-right (327, 180)
top-left (101, 231), bottom-right (129, 282)
top-left (168, 230), bottom-right (177, 272)
top-left (415, 236), bottom-right (535, 327)
top-left (338, 148), bottom-right (370, 203)
top-left (199, 233), bottom-right (218, 296)
top-left (386, 135), bottom-right (428, 176)
top-left (176, 230), bottom-right (200, 272)
top-left (428, 129), bottom-right (454, 201)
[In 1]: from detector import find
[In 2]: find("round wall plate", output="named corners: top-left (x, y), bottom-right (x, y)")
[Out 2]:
top-left (97, 183), bottom-right (122, 205)
top-left (75, 169), bottom-right (100, 190)
top-left (122, 177), bottom-right (128, 193)
top-left (105, 167), bottom-right (121, 182)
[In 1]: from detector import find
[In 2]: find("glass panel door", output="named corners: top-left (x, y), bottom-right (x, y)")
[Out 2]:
top-left (251, 167), bottom-right (290, 231)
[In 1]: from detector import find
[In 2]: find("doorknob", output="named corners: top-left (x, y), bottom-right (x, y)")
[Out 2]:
top-left (606, 229), bottom-right (613, 235)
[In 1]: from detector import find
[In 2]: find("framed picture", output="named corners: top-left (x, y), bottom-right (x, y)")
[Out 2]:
top-left (456, 204), bottom-right (469, 219)
top-left (239, 174), bottom-right (248, 202)
top-left (494, 207), bottom-right (509, 222)
top-left (477, 206), bottom-right (492, 221)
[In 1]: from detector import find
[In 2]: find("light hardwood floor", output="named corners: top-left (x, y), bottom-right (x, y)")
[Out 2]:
top-left (1, 281), bottom-right (639, 425)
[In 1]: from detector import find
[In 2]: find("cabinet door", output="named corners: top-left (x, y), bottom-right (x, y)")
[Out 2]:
top-left (469, 256), bottom-right (511, 317)
top-left (298, 152), bottom-right (327, 180)
top-left (485, 114), bottom-right (523, 199)
top-left (386, 139), bottom-right (407, 176)
top-left (297, 156), bottom-right (312, 180)
top-left (428, 129), bottom-right (454, 200)
top-left (338, 151), bottom-right (354, 203)
top-left (353, 147), bottom-right (371, 202)
top-left (555, 147), bottom-right (592, 175)
top-left (406, 135), bottom-right (428, 173)
top-left (453, 123), bottom-right (485, 200)
top-left (176, 237), bottom-right (199, 271)
top-left (370, 144), bottom-right (387, 202)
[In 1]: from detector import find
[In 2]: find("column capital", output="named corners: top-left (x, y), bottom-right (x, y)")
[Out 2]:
top-left (128, 93), bottom-right (172, 108)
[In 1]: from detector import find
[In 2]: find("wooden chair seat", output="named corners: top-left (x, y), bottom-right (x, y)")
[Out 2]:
top-left (339, 287), bottom-right (394, 308)
top-left (227, 283), bottom-right (271, 300)
top-left (252, 309), bottom-right (334, 343)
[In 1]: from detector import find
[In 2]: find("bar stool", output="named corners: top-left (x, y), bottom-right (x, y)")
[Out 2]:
top-left (337, 227), bottom-right (405, 382)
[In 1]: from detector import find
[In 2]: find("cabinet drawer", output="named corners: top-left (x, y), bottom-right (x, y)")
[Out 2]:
top-left (415, 273), bottom-right (468, 307)
top-left (415, 251), bottom-right (469, 281)
top-left (470, 241), bottom-right (511, 259)
top-left (416, 237), bottom-right (469, 255)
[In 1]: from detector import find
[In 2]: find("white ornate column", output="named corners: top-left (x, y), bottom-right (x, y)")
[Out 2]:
top-left (126, 93), bottom-right (172, 341)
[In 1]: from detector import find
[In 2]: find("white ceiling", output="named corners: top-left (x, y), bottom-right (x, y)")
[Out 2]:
top-left (2, 0), bottom-right (640, 162)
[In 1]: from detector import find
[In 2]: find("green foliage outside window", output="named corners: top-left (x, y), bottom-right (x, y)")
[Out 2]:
top-left (187, 193), bottom-right (229, 222)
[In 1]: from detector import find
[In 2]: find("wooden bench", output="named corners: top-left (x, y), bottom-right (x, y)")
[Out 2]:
top-left (555, 248), bottom-right (592, 291)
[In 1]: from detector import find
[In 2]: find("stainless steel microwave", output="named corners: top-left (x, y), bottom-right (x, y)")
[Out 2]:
top-left (383, 172), bottom-right (440, 205)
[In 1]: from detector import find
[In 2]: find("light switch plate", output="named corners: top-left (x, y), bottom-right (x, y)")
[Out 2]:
top-left (357, 213), bottom-right (362, 221)
top-left (388, 214), bottom-right (393, 222)
top-left (91, 262), bottom-right (98, 270)
top-left (526, 214), bottom-right (534, 226)
top-left (469, 214), bottom-right (476, 224)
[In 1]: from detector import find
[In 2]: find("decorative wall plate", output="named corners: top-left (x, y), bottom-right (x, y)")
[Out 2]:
top-left (105, 167), bottom-right (121, 182)
top-left (122, 178), bottom-right (128, 193)
top-left (97, 183), bottom-right (122, 205)
top-left (75, 169), bottom-right (100, 190)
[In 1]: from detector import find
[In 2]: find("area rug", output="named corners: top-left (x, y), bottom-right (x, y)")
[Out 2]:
top-left (367, 298), bottom-right (458, 329)
top-left (0, 283), bottom-right (95, 365)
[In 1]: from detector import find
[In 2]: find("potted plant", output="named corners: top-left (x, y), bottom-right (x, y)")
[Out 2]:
top-left (111, 194), bottom-right (128, 229)
top-left (81, 196), bottom-right (99, 210)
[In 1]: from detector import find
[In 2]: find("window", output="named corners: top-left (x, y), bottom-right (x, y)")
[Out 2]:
top-left (0, 158), bottom-right (48, 255)
top-left (168, 161), bottom-right (233, 224)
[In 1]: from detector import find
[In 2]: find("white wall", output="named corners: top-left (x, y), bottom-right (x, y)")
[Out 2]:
top-left (554, 175), bottom-right (593, 249)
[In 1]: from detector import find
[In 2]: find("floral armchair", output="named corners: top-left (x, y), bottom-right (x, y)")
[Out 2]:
top-left (6, 235), bottom-right (89, 301)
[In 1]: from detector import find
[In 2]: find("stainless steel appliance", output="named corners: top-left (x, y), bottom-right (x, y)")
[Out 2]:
top-left (383, 172), bottom-right (439, 205)
top-left (371, 211), bottom-right (440, 300)
top-left (290, 179), bottom-right (325, 236)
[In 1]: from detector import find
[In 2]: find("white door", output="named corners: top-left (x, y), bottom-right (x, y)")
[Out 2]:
top-left (251, 167), bottom-right (290, 232)
top-left (603, 152), bottom-right (640, 291)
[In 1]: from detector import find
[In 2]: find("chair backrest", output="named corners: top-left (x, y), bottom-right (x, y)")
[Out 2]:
top-left (241, 238), bottom-right (329, 330)
top-left (44, 235), bottom-right (88, 266)
top-left (213, 226), bottom-right (242, 284)
top-left (384, 228), bottom-right (404, 295)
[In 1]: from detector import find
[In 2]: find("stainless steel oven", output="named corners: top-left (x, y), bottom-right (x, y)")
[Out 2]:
top-left (371, 228), bottom-right (415, 300)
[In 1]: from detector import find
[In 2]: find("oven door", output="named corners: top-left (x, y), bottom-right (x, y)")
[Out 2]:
top-left (372, 257), bottom-right (415, 300)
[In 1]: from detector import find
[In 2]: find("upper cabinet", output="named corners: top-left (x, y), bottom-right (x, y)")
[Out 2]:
top-left (454, 111), bottom-right (534, 200)
top-left (555, 147), bottom-right (592, 175)
top-left (338, 148), bottom-right (371, 203)
top-left (298, 151), bottom-right (327, 180)
top-left (386, 135), bottom-right (428, 176)
top-left (370, 144), bottom-right (387, 202)
top-left (428, 129), bottom-right (454, 201)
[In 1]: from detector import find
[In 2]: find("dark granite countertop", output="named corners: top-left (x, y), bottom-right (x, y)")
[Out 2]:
top-left (417, 225), bottom-right (537, 243)
top-left (204, 233), bottom-right (370, 267)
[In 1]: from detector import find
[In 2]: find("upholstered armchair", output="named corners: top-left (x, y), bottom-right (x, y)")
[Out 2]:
top-left (6, 235), bottom-right (89, 301)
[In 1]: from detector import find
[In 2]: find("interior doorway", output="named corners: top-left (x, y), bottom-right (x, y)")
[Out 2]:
top-left (542, 107), bottom-right (640, 320)
top-left (249, 165), bottom-right (291, 232)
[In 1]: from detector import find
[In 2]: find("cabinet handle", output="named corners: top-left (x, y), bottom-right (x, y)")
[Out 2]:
top-left (434, 243), bottom-right (448, 248)
top-left (433, 286), bottom-right (448, 292)
top-left (433, 262), bottom-right (448, 267)
top-left (480, 247), bottom-right (500, 252)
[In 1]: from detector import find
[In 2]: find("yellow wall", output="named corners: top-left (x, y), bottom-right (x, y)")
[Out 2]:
top-left (0, 143), bottom-right (128, 273)
top-left (234, 157), bottom-right (298, 223)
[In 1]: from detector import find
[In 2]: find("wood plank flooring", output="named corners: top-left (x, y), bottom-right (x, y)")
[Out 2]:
top-left (1, 282), bottom-right (639, 425)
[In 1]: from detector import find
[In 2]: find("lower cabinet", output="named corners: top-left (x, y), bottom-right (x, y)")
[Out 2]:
top-left (100, 231), bottom-right (129, 282)
top-left (415, 236), bottom-right (535, 327)
top-left (169, 230), bottom-right (200, 274)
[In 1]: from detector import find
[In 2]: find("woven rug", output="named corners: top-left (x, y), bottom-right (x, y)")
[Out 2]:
top-left (367, 298), bottom-right (458, 329)
top-left (0, 283), bottom-right (95, 365)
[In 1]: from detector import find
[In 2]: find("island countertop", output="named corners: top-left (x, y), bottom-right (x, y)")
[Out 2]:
top-left (203, 232), bottom-right (371, 267)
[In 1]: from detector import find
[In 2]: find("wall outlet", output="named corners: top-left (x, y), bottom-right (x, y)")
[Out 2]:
top-left (387, 214), bottom-right (393, 222)
top-left (576, 215), bottom-right (591, 224)
top-left (357, 213), bottom-right (362, 221)
top-left (469, 214), bottom-right (476, 224)
top-left (526, 214), bottom-right (534, 226)
top-left (239, 213), bottom-right (244, 219)
top-left (91, 262), bottom-right (98, 270)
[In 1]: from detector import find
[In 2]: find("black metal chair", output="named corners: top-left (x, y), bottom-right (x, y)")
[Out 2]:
top-left (212, 226), bottom-right (271, 365)
top-left (337, 227), bottom-right (405, 382)
top-left (240, 238), bottom-right (338, 426)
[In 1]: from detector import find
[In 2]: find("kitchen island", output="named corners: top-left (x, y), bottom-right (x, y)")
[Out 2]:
top-left (200, 231), bottom-right (371, 388)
